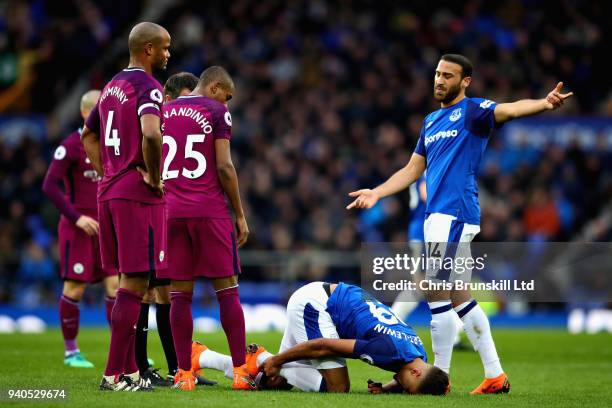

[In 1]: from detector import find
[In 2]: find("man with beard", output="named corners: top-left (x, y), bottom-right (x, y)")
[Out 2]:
top-left (347, 54), bottom-right (573, 394)
top-left (81, 21), bottom-right (171, 391)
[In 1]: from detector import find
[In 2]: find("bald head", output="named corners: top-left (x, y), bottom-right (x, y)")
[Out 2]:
top-left (80, 89), bottom-right (100, 120)
top-left (128, 22), bottom-right (168, 55)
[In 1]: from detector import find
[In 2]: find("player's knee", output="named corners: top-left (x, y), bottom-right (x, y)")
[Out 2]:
top-left (154, 285), bottom-right (171, 304)
top-left (212, 276), bottom-right (238, 291)
top-left (142, 287), bottom-right (156, 303)
top-left (321, 372), bottom-right (350, 393)
top-left (63, 280), bottom-right (86, 300)
top-left (120, 273), bottom-right (149, 295)
top-left (103, 276), bottom-right (119, 297)
top-left (450, 289), bottom-right (471, 306)
top-left (170, 280), bottom-right (194, 293)
top-left (423, 289), bottom-right (450, 302)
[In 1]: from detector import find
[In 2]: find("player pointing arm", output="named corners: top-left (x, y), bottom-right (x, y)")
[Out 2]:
top-left (346, 153), bottom-right (426, 210)
top-left (494, 82), bottom-right (573, 123)
top-left (347, 84), bottom-right (572, 210)
top-left (347, 54), bottom-right (572, 395)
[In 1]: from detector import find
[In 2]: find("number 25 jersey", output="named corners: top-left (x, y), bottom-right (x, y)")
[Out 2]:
top-left (161, 95), bottom-right (232, 220)
top-left (85, 67), bottom-right (164, 204)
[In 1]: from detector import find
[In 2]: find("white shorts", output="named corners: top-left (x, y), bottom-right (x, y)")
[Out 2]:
top-left (279, 282), bottom-right (346, 370)
top-left (423, 213), bottom-right (480, 282)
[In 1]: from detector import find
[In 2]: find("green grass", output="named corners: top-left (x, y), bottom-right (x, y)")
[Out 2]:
top-left (0, 328), bottom-right (610, 407)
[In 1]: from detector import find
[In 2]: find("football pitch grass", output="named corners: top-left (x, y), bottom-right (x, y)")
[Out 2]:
top-left (0, 328), bottom-right (610, 407)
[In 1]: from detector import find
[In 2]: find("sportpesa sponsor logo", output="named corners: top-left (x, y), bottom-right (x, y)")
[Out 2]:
top-left (424, 129), bottom-right (458, 146)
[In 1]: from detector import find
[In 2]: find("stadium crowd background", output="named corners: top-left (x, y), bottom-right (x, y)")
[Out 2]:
top-left (0, 0), bottom-right (610, 307)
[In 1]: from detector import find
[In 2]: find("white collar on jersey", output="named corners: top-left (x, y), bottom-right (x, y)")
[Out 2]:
top-left (177, 95), bottom-right (201, 98)
top-left (123, 67), bottom-right (145, 72)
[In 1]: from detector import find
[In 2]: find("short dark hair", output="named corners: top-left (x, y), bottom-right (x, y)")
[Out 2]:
top-left (164, 72), bottom-right (198, 99)
top-left (199, 66), bottom-right (234, 90)
top-left (417, 366), bottom-right (450, 395)
top-left (440, 54), bottom-right (473, 78)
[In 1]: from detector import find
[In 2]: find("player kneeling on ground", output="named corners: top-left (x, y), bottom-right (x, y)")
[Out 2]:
top-left (193, 282), bottom-right (449, 395)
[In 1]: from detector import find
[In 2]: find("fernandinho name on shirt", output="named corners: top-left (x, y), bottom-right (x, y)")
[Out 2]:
top-left (100, 86), bottom-right (128, 105)
top-left (164, 106), bottom-right (213, 134)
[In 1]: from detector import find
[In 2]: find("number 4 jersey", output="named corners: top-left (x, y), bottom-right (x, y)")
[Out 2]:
top-left (85, 67), bottom-right (165, 204)
top-left (161, 95), bottom-right (232, 219)
top-left (327, 283), bottom-right (427, 372)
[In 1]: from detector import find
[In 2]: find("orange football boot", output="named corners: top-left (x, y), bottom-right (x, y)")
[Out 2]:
top-left (245, 343), bottom-right (267, 377)
top-left (173, 368), bottom-right (196, 391)
top-left (232, 364), bottom-right (257, 390)
top-left (191, 341), bottom-right (208, 377)
top-left (470, 373), bottom-right (510, 395)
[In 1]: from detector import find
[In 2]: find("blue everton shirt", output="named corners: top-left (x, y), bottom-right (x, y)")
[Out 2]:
top-left (414, 97), bottom-right (498, 225)
top-left (326, 283), bottom-right (427, 372)
top-left (407, 175), bottom-right (426, 241)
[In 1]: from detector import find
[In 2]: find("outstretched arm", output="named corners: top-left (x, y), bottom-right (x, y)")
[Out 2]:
top-left (494, 82), bottom-right (573, 124)
top-left (347, 153), bottom-right (426, 210)
top-left (260, 338), bottom-right (356, 377)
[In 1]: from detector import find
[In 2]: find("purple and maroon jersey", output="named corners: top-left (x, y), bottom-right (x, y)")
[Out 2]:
top-left (162, 95), bottom-right (232, 219)
top-left (42, 130), bottom-right (98, 223)
top-left (85, 68), bottom-right (164, 204)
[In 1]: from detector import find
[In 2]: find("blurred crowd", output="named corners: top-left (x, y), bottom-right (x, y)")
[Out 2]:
top-left (0, 0), bottom-right (611, 305)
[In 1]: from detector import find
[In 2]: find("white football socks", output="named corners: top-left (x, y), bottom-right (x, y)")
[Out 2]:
top-left (279, 366), bottom-right (323, 392)
top-left (257, 350), bottom-right (323, 391)
top-left (454, 300), bottom-right (504, 378)
top-left (428, 301), bottom-right (458, 374)
top-left (256, 350), bottom-right (274, 366)
top-left (199, 348), bottom-right (234, 379)
top-left (391, 300), bottom-right (419, 320)
top-left (453, 311), bottom-right (464, 346)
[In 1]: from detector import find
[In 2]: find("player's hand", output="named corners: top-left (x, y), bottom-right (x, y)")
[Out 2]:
top-left (137, 167), bottom-right (164, 196)
top-left (76, 215), bottom-right (99, 236)
top-left (544, 82), bottom-right (573, 110)
top-left (367, 379), bottom-right (384, 394)
top-left (260, 356), bottom-right (281, 378)
top-left (346, 189), bottom-right (379, 210)
top-left (235, 216), bottom-right (249, 248)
